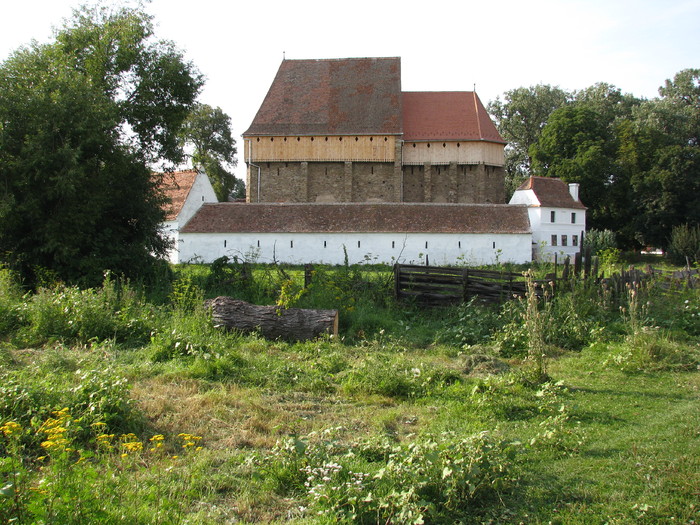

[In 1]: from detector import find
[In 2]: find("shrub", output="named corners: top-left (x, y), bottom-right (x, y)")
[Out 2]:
top-left (14, 273), bottom-right (155, 347)
top-left (253, 430), bottom-right (517, 524)
top-left (435, 297), bottom-right (502, 347)
top-left (0, 267), bottom-right (23, 336)
top-left (583, 229), bottom-right (617, 256)
top-left (668, 223), bottom-right (700, 266)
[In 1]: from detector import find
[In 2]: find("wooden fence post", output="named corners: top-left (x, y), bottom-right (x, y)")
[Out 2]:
top-left (574, 251), bottom-right (582, 276)
top-left (584, 246), bottom-right (592, 278)
top-left (393, 263), bottom-right (400, 300)
top-left (462, 268), bottom-right (470, 302)
top-left (304, 264), bottom-right (314, 288)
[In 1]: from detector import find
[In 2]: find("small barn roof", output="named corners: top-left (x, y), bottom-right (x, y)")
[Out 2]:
top-left (402, 92), bottom-right (505, 143)
top-left (516, 177), bottom-right (586, 209)
top-left (243, 57), bottom-right (403, 137)
top-left (158, 170), bottom-right (199, 221)
top-left (181, 203), bottom-right (531, 235)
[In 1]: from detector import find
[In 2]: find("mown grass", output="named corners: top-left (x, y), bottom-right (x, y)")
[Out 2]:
top-left (0, 259), bottom-right (699, 524)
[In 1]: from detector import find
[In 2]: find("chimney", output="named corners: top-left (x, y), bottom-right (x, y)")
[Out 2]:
top-left (568, 183), bottom-right (580, 202)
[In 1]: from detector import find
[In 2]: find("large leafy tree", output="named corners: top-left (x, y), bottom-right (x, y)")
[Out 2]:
top-left (178, 103), bottom-right (242, 201)
top-left (625, 69), bottom-right (700, 248)
top-left (0, 4), bottom-right (202, 284)
top-left (487, 85), bottom-right (570, 195)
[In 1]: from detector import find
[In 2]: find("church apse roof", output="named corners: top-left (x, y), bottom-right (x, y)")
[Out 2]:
top-left (402, 92), bottom-right (505, 143)
top-left (243, 57), bottom-right (403, 136)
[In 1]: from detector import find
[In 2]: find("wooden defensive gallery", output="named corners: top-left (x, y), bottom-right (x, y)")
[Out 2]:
top-left (171, 57), bottom-right (585, 265)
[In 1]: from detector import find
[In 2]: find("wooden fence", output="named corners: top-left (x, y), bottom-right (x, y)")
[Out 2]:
top-left (393, 264), bottom-right (551, 305)
top-left (394, 261), bottom-right (698, 305)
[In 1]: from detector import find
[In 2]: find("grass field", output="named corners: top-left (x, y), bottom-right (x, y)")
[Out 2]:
top-left (0, 260), bottom-right (698, 524)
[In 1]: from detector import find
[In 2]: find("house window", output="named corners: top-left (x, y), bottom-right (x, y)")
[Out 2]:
top-left (458, 241), bottom-right (461, 248)
top-left (224, 240), bottom-right (227, 248)
top-left (572, 235), bottom-right (579, 247)
top-left (257, 240), bottom-right (260, 248)
top-left (324, 241), bottom-right (327, 248)
top-left (551, 235), bottom-right (558, 246)
top-left (290, 240), bottom-right (293, 248)
top-left (550, 211), bottom-right (556, 223)
top-left (493, 242), bottom-right (496, 249)
top-left (571, 212), bottom-right (576, 224)
top-left (358, 241), bottom-right (361, 248)
top-left (392, 241), bottom-right (395, 249)
top-left (425, 241), bottom-right (428, 249)
top-left (561, 235), bottom-right (568, 246)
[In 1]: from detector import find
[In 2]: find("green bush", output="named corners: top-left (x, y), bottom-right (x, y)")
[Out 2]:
top-left (584, 229), bottom-right (617, 256)
top-left (0, 267), bottom-right (23, 336)
top-left (254, 430), bottom-right (517, 523)
top-left (13, 273), bottom-right (155, 347)
top-left (668, 223), bottom-right (700, 265)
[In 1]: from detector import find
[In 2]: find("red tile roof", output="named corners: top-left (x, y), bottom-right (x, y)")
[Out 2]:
top-left (243, 57), bottom-right (403, 136)
top-left (181, 203), bottom-right (530, 234)
top-left (158, 170), bottom-right (198, 221)
top-left (402, 92), bottom-right (505, 143)
top-left (517, 177), bottom-right (586, 209)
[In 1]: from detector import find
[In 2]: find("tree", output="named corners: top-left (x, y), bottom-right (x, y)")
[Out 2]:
top-left (179, 103), bottom-right (242, 201)
top-left (0, 4), bottom-right (203, 285)
top-left (530, 105), bottom-right (623, 232)
top-left (487, 85), bottom-right (570, 195)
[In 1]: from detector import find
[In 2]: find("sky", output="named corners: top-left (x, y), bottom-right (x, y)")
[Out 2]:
top-left (2, 0), bottom-right (700, 182)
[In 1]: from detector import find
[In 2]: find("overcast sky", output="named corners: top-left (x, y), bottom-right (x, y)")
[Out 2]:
top-left (2, 0), bottom-right (700, 182)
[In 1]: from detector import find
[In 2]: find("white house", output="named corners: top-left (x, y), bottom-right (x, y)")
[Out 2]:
top-left (509, 177), bottom-right (587, 261)
top-left (159, 170), bottom-right (218, 263)
top-left (177, 202), bottom-right (533, 266)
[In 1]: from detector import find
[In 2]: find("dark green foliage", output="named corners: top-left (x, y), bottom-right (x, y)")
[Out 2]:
top-left (0, 4), bottom-right (202, 286)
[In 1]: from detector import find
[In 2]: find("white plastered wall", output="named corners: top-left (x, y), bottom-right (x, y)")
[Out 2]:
top-left (177, 232), bottom-right (532, 266)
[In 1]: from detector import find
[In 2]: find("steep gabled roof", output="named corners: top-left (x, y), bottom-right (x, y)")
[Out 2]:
top-left (158, 170), bottom-right (198, 221)
top-left (181, 203), bottom-right (530, 234)
top-left (402, 92), bottom-right (506, 143)
top-left (243, 57), bottom-right (403, 136)
top-left (516, 177), bottom-right (586, 209)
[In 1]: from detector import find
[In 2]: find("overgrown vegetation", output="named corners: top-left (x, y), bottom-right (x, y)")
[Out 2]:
top-left (1, 260), bottom-right (699, 523)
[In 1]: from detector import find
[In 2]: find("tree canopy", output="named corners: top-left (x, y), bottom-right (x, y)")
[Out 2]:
top-left (491, 70), bottom-right (700, 250)
top-left (178, 103), bottom-right (243, 201)
top-left (0, 4), bottom-right (203, 285)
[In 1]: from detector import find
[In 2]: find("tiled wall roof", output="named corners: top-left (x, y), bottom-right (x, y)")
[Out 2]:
top-left (181, 203), bottom-right (530, 234)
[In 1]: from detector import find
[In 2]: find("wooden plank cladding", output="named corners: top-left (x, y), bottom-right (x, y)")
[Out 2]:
top-left (245, 135), bottom-right (397, 163)
top-left (402, 141), bottom-right (505, 167)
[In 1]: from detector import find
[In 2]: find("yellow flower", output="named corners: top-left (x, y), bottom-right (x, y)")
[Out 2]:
top-left (121, 441), bottom-right (143, 453)
top-left (0, 421), bottom-right (21, 436)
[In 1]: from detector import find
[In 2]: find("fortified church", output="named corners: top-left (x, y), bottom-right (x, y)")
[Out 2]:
top-left (171, 57), bottom-right (585, 265)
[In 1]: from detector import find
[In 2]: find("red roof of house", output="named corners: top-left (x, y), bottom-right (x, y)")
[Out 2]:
top-left (158, 170), bottom-right (198, 221)
top-left (516, 177), bottom-right (586, 209)
top-left (181, 203), bottom-right (530, 234)
top-left (243, 57), bottom-right (403, 136)
top-left (402, 92), bottom-right (505, 143)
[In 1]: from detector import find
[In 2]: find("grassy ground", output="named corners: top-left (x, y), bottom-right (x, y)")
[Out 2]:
top-left (0, 261), bottom-right (699, 523)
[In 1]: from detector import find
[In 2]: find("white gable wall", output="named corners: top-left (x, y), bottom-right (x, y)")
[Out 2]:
top-left (163, 172), bottom-right (218, 264)
top-left (177, 232), bottom-right (532, 266)
top-left (179, 172), bottom-right (218, 226)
